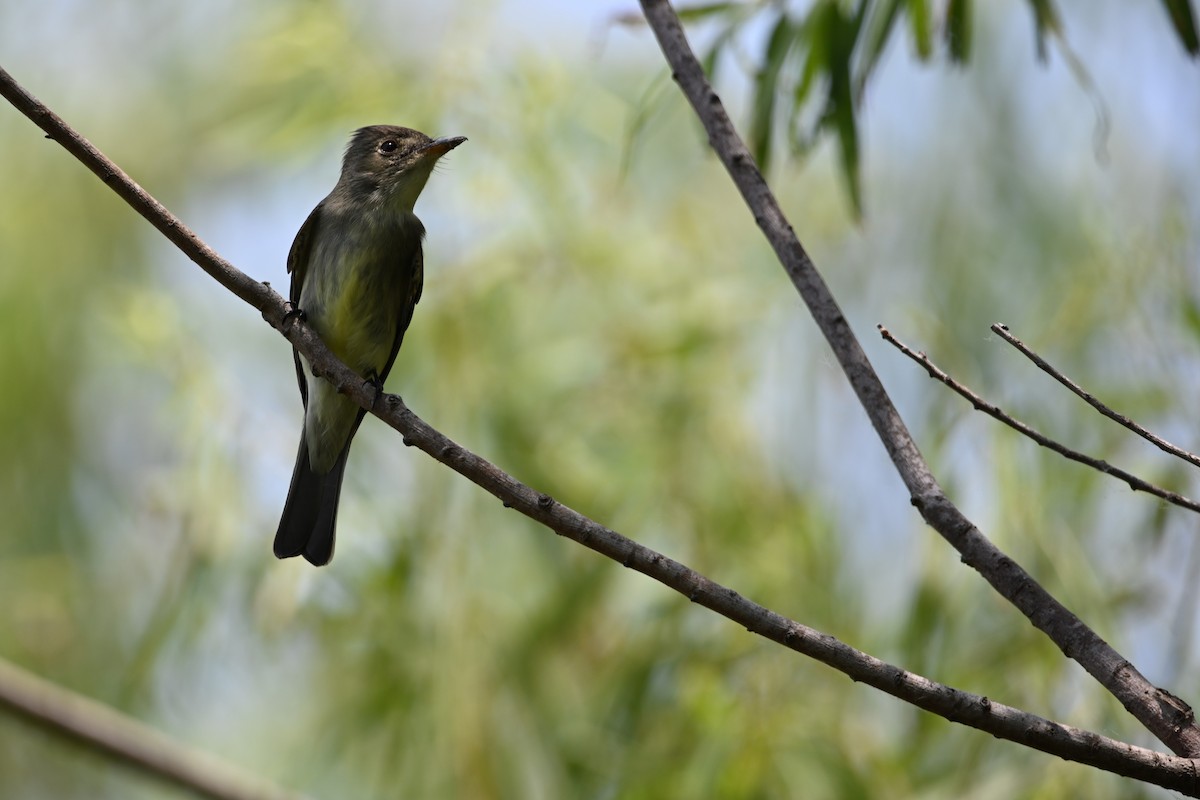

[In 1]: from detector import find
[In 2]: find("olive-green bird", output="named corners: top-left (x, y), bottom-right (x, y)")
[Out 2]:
top-left (274, 125), bottom-right (465, 566)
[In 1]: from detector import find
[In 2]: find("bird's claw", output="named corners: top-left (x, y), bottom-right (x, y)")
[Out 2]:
top-left (364, 374), bottom-right (385, 409)
top-left (282, 303), bottom-right (307, 326)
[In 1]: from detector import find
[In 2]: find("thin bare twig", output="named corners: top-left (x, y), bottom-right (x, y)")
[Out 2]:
top-left (992, 323), bottom-right (1200, 470)
top-left (634, 0), bottom-right (1199, 757)
top-left (879, 325), bottom-right (1200, 515)
top-left (2, 58), bottom-right (1199, 792)
top-left (0, 658), bottom-right (308, 800)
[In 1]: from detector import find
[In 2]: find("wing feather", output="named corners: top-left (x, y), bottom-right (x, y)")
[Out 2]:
top-left (287, 202), bottom-right (324, 408)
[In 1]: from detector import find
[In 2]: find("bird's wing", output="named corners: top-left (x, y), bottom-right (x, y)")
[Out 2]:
top-left (287, 202), bottom-right (324, 408)
top-left (380, 238), bottom-right (424, 385)
top-left (337, 229), bottom-right (425, 457)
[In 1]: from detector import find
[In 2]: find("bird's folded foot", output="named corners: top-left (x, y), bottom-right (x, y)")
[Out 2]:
top-left (282, 303), bottom-right (307, 326)
top-left (363, 373), bottom-right (385, 409)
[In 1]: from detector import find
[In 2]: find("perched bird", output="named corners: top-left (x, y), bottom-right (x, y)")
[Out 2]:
top-left (274, 125), bottom-right (465, 566)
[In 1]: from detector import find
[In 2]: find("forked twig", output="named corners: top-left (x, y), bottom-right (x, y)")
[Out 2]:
top-left (879, 325), bottom-right (1200, 515)
top-left (992, 323), bottom-right (1200, 470)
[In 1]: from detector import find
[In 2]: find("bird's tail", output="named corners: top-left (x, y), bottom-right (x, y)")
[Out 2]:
top-left (274, 431), bottom-right (349, 566)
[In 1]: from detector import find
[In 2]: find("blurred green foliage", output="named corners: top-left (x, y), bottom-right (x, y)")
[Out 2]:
top-left (0, 1), bottom-right (1198, 798)
top-left (684, 0), bottom-right (1198, 215)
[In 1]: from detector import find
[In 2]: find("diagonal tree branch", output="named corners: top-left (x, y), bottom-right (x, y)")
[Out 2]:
top-left (880, 324), bottom-right (1200, 515)
top-left (1, 62), bottom-right (1198, 792)
top-left (0, 657), bottom-right (308, 800)
top-left (0, 74), bottom-right (272, 315)
top-left (634, 0), bottom-right (1199, 756)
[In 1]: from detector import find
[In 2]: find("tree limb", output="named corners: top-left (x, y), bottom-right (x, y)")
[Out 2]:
top-left (634, 0), bottom-right (1199, 757)
top-left (0, 657), bottom-right (308, 800)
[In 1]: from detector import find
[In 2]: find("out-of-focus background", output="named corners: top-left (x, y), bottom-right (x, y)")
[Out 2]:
top-left (1, 0), bottom-right (1198, 797)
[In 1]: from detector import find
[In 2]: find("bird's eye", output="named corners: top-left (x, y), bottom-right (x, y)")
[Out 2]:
top-left (379, 140), bottom-right (398, 154)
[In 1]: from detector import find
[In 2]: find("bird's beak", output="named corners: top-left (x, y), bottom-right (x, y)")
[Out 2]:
top-left (422, 136), bottom-right (467, 158)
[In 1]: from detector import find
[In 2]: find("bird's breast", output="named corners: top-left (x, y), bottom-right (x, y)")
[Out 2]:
top-left (301, 213), bottom-right (421, 377)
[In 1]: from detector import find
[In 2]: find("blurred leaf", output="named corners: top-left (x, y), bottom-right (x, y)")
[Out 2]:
top-left (614, 1), bottom-right (742, 30)
top-left (945, 0), bottom-right (973, 63)
top-left (818, 1), bottom-right (864, 217)
top-left (1182, 293), bottom-right (1200, 342)
top-left (907, 0), bottom-right (933, 59)
top-left (857, 0), bottom-right (905, 95)
top-left (621, 74), bottom-right (674, 179)
top-left (1027, 0), bottom-right (1063, 62)
top-left (792, 15), bottom-right (826, 131)
top-left (677, 1), bottom-right (740, 23)
top-left (1161, 0), bottom-right (1200, 55)
top-left (700, 20), bottom-right (738, 80)
top-left (750, 10), bottom-right (798, 172)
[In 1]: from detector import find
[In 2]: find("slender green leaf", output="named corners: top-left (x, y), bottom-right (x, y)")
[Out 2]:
top-left (787, 4), bottom-right (830, 158)
top-left (620, 75), bottom-right (674, 180)
top-left (700, 24), bottom-right (738, 81)
top-left (750, 10), bottom-right (797, 172)
top-left (1160, 0), bottom-right (1200, 55)
top-left (1027, 0), bottom-right (1063, 61)
top-left (850, 0), bottom-right (871, 38)
top-left (946, 0), bottom-right (973, 63)
top-left (820, 3), bottom-right (863, 217)
top-left (906, 0), bottom-right (933, 60)
top-left (610, 1), bottom-right (737, 28)
top-left (857, 0), bottom-right (905, 95)
top-left (676, 1), bottom-right (740, 23)
top-left (793, 13), bottom-right (825, 114)
top-left (1181, 293), bottom-right (1200, 342)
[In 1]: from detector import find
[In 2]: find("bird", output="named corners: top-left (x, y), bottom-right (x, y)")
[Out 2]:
top-left (274, 125), bottom-right (465, 566)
